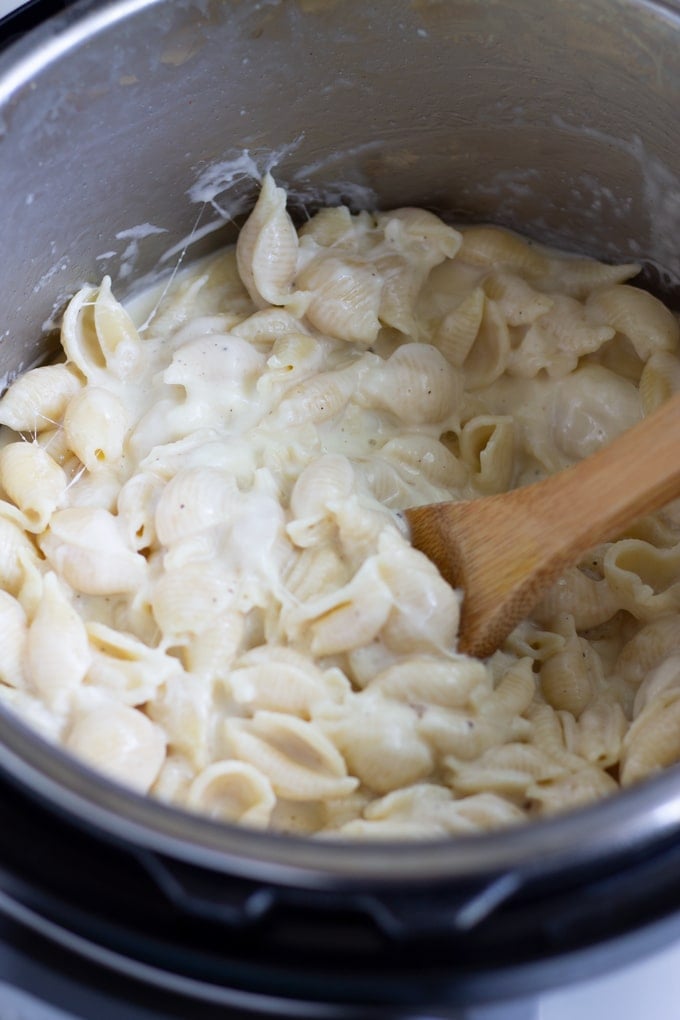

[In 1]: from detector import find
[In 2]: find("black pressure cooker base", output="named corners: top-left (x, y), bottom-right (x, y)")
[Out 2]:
top-left (2, 761), bottom-right (680, 1020)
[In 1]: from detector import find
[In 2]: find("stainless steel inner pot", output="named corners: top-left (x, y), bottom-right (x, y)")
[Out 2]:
top-left (2, 0), bottom-right (680, 1013)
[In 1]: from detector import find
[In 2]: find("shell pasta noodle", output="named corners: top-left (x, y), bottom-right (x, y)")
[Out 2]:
top-left (2, 173), bottom-right (680, 838)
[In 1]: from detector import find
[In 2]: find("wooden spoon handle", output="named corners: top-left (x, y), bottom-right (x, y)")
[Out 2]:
top-left (520, 388), bottom-right (680, 559)
top-left (406, 390), bottom-right (680, 658)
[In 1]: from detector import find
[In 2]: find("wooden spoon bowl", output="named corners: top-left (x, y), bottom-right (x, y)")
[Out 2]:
top-left (405, 391), bottom-right (680, 659)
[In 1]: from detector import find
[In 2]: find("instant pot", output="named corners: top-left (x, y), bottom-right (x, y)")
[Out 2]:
top-left (1, 1), bottom-right (680, 1017)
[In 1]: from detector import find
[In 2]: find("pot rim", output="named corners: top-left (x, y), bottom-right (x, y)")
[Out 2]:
top-left (1, 703), bottom-right (680, 889)
top-left (2, 0), bottom-right (680, 894)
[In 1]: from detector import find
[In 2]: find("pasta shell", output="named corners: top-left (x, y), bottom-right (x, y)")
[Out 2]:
top-left (14, 545), bottom-right (44, 620)
top-left (236, 173), bottom-right (299, 307)
top-left (155, 467), bottom-right (237, 546)
top-left (378, 207), bottom-right (462, 261)
top-left (372, 655), bottom-right (489, 709)
top-left (436, 792), bottom-right (526, 832)
top-left (283, 545), bottom-right (350, 601)
top-left (481, 272), bottom-right (553, 326)
top-left (586, 284), bottom-right (679, 360)
top-left (256, 431), bottom-right (315, 500)
top-left (0, 685), bottom-right (63, 742)
top-left (271, 798), bottom-right (331, 835)
top-left (286, 556), bottom-right (394, 657)
top-left (320, 695), bottom-right (434, 794)
top-left (620, 688), bottom-right (680, 784)
top-left (266, 330), bottom-right (321, 370)
top-left (0, 515), bottom-right (40, 596)
top-left (66, 702), bottom-right (165, 792)
top-left (271, 364), bottom-right (357, 427)
top-left (224, 711), bottom-right (359, 801)
top-left (0, 363), bottom-right (81, 434)
top-left (299, 205), bottom-right (355, 247)
top-left (604, 539), bottom-right (680, 620)
top-left (540, 639), bottom-right (596, 717)
top-left (550, 364), bottom-right (641, 460)
top-left (525, 702), bottom-right (572, 760)
top-left (63, 466), bottom-right (121, 515)
top-left (0, 441), bottom-right (67, 532)
top-left (35, 425), bottom-right (77, 468)
top-left (117, 471), bottom-right (165, 551)
top-left (381, 434), bottom-right (467, 490)
top-left (448, 743), bottom-right (565, 797)
top-left (60, 284), bottom-right (102, 381)
top-left (632, 654), bottom-right (680, 717)
top-left (187, 760), bottom-right (275, 826)
top-left (509, 295), bottom-right (614, 379)
top-left (347, 789), bottom-right (525, 837)
top-left (533, 567), bottom-right (620, 631)
top-left (355, 457), bottom-right (414, 506)
top-left (289, 453), bottom-right (355, 520)
top-left (26, 572), bottom-right (91, 709)
top-left (615, 616), bottom-right (680, 686)
top-left (39, 507), bottom-right (147, 595)
top-left (458, 225), bottom-right (549, 277)
top-left (459, 414), bottom-right (515, 494)
top-left (257, 333), bottom-right (325, 404)
top-left (333, 498), bottom-right (392, 569)
top-left (539, 257), bottom-right (639, 299)
top-left (63, 387), bottom-right (128, 471)
top-left (0, 590), bottom-right (28, 689)
top-left (462, 298), bottom-right (511, 388)
top-left (145, 251), bottom-right (253, 340)
top-left (146, 672), bottom-right (215, 769)
top-left (504, 620), bottom-right (567, 663)
top-left (334, 818), bottom-right (434, 839)
top-left (93, 277), bottom-right (144, 380)
top-left (433, 287), bottom-right (485, 366)
top-left (639, 350), bottom-right (680, 415)
top-left (574, 699), bottom-right (628, 769)
top-left (484, 657), bottom-right (536, 720)
top-left (226, 646), bottom-right (348, 717)
top-left (526, 765), bottom-right (618, 814)
top-left (345, 639), bottom-right (397, 689)
top-left (595, 332), bottom-right (645, 383)
top-left (421, 705), bottom-right (528, 760)
top-left (151, 754), bottom-right (194, 804)
top-left (298, 255), bottom-right (383, 344)
top-left (163, 335), bottom-right (265, 433)
top-left (85, 621), bottom-right (178, 706)
top-left (357, 343), bottom-right (461, 426)
top-left (232, 307), bottom-right (310, 345)
top-left (381, 260), bottom-right (431, 339)
top-left (62, 280), bottom-right (143, 384)
top-left (181, 611), bottom-right (245, 678)
top-left (362, 783), bottom-right (454, 824)
top-left (151, 564), bottom-right (236, 639)
top-left (378, 536), bottom-right (460, 653)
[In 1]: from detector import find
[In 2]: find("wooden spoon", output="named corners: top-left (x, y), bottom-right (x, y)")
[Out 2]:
top-left (405, 390), bottom-right (680, 659)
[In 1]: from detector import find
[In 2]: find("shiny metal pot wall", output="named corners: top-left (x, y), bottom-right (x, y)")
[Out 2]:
top-left (1, 0), bottom-right (680, 967)
top-left (0, 0), bottom-right (679, 856)
top-left (2, 0), bottom-right (680, 376)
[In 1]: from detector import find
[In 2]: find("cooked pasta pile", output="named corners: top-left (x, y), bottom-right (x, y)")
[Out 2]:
top-left (0, 174), bottom-right (679, 837)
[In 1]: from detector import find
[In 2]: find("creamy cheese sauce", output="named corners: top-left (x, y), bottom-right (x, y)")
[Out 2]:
top-left (0, 175), bottom-right (678, 837)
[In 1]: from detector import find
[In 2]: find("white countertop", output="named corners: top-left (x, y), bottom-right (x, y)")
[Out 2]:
top-left (540, 936), bottom-right (680, 1020)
